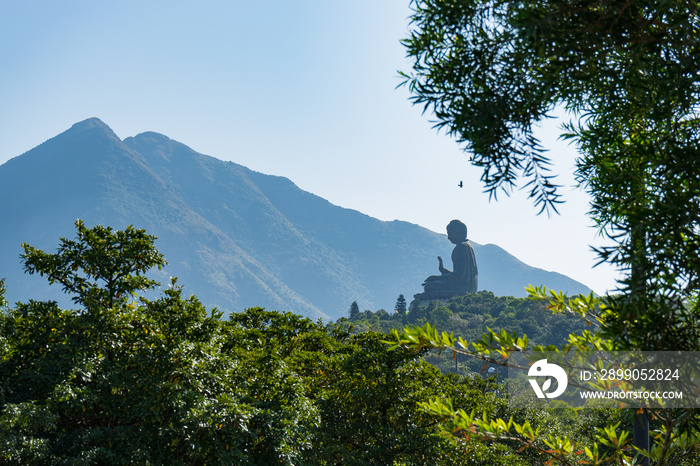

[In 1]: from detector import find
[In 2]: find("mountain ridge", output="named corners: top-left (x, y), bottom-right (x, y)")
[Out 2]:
top-left (0, 118), bottom-right (592, 319)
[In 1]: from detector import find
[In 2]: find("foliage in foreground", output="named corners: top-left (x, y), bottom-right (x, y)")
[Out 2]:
top-left (399, 1), bottom-right (700, 464)
top-left (3, 222), bottom-right (694, 465)
top-left (0, 221), bottom-right (532, 465)
top-left (386, 287), bottom-right (700, 465)
top-left (341, 292), bottom-right (590, 347)
top-left (342, 292), bottom-right (593, 376)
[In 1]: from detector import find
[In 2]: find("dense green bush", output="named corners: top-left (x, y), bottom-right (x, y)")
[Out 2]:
top-left (2, 222), bottom-right (662, 465)
top-left (0, 222), bottom-right (532, 465)
top-left (340, 292), bottom-right (590, 375)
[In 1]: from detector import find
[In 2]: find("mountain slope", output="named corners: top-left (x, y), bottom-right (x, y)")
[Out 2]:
top-left (0, 118), bottom-right (592, 319)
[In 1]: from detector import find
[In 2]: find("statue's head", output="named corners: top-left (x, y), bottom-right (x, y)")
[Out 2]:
top-left (446, 219), bottom-right (467, 243)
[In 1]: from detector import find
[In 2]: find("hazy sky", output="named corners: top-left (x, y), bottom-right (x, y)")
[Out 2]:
top-left (0, 1), bottom-right (622, 294)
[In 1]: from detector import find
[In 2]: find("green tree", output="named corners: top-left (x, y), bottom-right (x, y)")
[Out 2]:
top-left (349, 300), bottom-right (360, 319)
top-left (305, 331), bottom-right (525, 465)
top-left (0, 222), bottom-right (311, 464)
top-left (0, 279), bottom-right (7, 311)
top-left (402, 0), bottom-right (700, 216)
top-left (21, 220), bottom-right (167, 311)
top-left (429, 305), bottom-right (453, 329)
top-left (2, 222), bottom-right (533, 465)
top-left (401, 1), bottom-right (700, 348)
top-left (394, 294), bottom-right (407, 316)
top-left (397, 1), bottom-right (700, 463)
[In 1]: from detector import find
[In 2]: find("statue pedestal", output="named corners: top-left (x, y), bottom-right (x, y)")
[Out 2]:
top-left (413, 290), bottom-right (466, 302)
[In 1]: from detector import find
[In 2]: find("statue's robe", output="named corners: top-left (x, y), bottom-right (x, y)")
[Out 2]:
top-left (422, 241), bottom-right (478, 294)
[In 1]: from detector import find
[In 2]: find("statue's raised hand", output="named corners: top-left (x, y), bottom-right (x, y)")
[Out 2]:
top-left (438, 256), bottom-right (449, 274)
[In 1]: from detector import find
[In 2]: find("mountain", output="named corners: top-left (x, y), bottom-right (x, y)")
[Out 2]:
top-left (0, 118), bottom-right (592, 320)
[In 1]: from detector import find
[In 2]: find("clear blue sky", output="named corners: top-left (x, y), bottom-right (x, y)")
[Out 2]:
top-left (0, 1), bottom-right (620, 294)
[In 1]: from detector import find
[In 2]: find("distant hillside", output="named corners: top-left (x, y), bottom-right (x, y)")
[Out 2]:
top-left (0, 118), bottom-right (592, 320)
top-left (341, 291), bottom-right (592, 374)
top-left (342, 291), bottom-right (589, 348)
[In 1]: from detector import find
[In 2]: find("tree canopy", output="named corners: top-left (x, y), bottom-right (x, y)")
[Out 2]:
top-left (1, 221), bottom-right (539, 465)
top-left (402, 0), bottom-right (700, 214)
top-left (20, 220), bottom-right (166, 311)
top-left (398, 1), bottom-right (700, 463)
top-left (401, 0), bottom-right (700, 351)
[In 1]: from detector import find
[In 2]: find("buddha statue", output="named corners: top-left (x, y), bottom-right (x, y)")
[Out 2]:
top-left (416, 219), bottom-right (478, 300)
